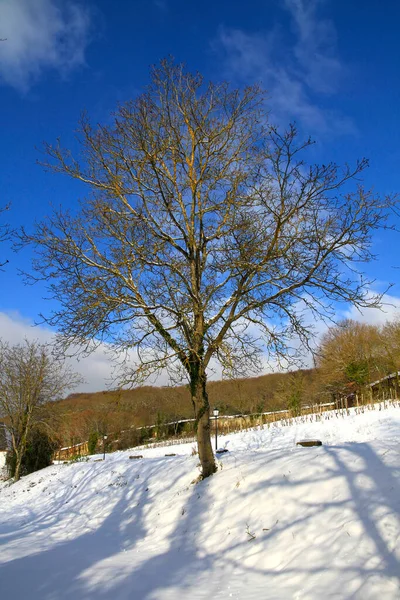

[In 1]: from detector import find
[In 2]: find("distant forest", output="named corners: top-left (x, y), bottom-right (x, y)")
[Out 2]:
top-left (45, 368), bottom-right (320, 448)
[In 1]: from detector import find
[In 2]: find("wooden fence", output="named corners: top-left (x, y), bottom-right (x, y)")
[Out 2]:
top-left (55, 441), bottom-right (89, 461)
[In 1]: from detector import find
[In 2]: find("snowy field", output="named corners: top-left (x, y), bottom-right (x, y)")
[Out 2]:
top-left (1, 405), bottom-right (400, 600)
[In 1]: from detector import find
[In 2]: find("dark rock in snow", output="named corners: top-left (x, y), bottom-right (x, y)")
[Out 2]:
top-left (129, 455), bottom-right (143, 459)
top-left (296, 440), bottom-right (322, 447)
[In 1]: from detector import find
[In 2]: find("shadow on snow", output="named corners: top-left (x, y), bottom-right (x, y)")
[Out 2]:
top-left (0, 442), bottom-right (399, 599)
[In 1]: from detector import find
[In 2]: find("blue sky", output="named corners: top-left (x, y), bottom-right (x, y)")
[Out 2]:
top-left (0, 0), bottom-right (400, 390)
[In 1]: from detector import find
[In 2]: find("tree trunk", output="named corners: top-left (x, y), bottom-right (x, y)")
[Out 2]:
top-left (191, 368), bottom-right (217, 479)
top-left (14, 451), bottom-right (22, 482)
top-left (13, 424), bottom-right (29, 482)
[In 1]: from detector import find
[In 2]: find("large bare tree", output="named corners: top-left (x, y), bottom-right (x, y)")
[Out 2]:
top-left (22, 60), bottom-right (396, 477)
top-left (0, 339), bottom-right (82, 481)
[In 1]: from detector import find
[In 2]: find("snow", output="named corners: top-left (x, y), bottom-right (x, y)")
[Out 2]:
top-left (1, 404), bottom-right (400, 599)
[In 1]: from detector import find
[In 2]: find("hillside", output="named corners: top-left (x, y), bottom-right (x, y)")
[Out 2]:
top-left (1, 404), bottom-right (400, 599)
top-left (47, 368), bottom-right (320, 446)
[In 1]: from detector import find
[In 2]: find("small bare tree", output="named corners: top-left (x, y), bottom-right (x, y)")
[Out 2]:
top-left (22, 60), bottom-right (396, 478)
top-left (0, 339), bottom-right (82, 481)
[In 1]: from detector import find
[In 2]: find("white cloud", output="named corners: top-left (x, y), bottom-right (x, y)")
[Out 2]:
top-left (0, 0), bottom-right (92, 92)
top-left (0, 311), bottom-right (166, 394)
top-left (0, 311), bottom-right (114, 392)
top-left (213, 0), bottom-right (354, 134)
top-left (342, 293), bottom-right (400, 326)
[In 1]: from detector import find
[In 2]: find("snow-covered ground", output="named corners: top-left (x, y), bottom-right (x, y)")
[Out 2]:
top-left (1, 405), bottom-right (400, 599)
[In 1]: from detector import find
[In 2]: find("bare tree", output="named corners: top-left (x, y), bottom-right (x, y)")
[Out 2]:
top-left (22, 60), bottom-right (396, 478)
top-left (0, 339), bottom-right (83, 481)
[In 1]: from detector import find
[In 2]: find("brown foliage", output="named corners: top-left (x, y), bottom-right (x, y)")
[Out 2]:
top-left (316, 318), bottom-right (400, 397)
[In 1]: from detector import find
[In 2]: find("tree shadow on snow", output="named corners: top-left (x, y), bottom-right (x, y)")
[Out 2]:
top-left (0, 443), bottom-right (399, 599)
top-left (0, 457), bottom-right (190, 599)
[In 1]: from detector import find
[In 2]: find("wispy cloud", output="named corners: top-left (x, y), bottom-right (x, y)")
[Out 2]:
top-left (0, 0), bottom-right (92, 92)
top-left (213, 0), bottom-right (353, 134)
top-left (286, 0), bottom-right (342, 94)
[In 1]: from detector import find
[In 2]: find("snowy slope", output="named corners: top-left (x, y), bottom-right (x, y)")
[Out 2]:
top-left (1, 405), bottom-right (400, 600)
